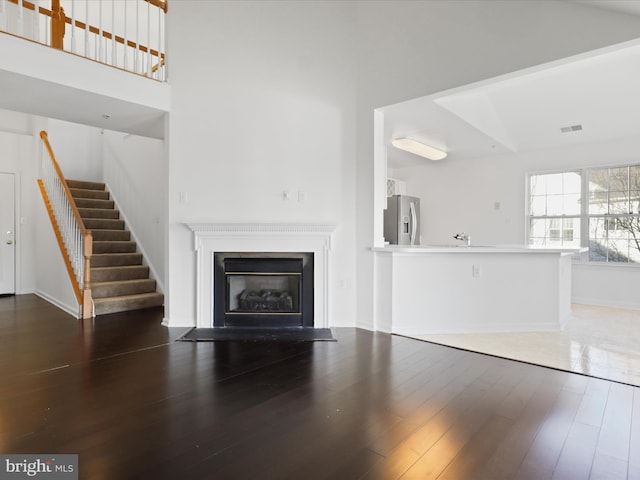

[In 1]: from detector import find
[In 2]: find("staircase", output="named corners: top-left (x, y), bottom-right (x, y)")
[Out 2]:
top-left (67, 179), bottom-right (164, 316)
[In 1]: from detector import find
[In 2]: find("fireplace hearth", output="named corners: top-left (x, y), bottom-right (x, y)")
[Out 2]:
top-left (214, 252), bottom-right (314, 327)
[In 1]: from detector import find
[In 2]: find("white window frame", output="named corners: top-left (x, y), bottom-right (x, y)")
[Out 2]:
top-left (526, 164), bottom-right (640, 266)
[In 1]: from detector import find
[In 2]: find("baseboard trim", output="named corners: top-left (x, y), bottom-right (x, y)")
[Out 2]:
top-left (162, 316), bottom-right (196, 328)
top-left (572, 298), bottom-right (640, 311)
top-left (33, 290), bottom-right (78, 318)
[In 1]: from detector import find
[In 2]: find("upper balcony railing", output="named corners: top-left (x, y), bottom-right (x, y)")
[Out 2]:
top-left (0, 0), bottom-right (166, 81)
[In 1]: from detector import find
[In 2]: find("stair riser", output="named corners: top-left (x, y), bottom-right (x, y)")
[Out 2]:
top-left (74, 198), bottom-right (115, 210)
top-left (94, 294), bottom-right (164, 315)
top-left (79, 208), bottom-right (120, 220)
top-left (93, 242), bottom-right (137, 254)
top-left (67, 180), bottom-right (106, 191)
top-left (91, 230), bottom-right (131, 242)
top-left (92, 280), bottom-right (157, 299)
top-left (92, 266), bottom-right (150, 282)
top-left (84, 219), bottom-right (125, 230)
top-left (70, 188), bottom-right (110, 200)
top-left (91, 254), bottom-right (143, 268)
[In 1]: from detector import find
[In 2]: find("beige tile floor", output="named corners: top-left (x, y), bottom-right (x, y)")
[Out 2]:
top-left (412, 304), bottom-right (640, 387)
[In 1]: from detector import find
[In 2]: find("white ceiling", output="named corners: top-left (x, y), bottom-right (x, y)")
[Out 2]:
top-left (385, 3), bottom-right (640, 168)
top-left (571, 0), bottom-right (640, 18)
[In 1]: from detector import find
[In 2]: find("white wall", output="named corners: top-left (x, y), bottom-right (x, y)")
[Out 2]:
top-left (0, 110), bottom-right (78, 313)
top-left (46, 119), bottom-right (104, 181)
top-left (355, 0), bottom-right (640, 329)
top-left (0, 109), bottom-right (78, 312)
top-left (391, 136), bottom-right (640, 309)
top-left (102, 130), bottom-right (166, 288)
top-left (165, 0), bottom-right (357, 326)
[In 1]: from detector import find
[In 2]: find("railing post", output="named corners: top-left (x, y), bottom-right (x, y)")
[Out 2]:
top-left (51, 0), bottom-right (65, 49)
top-left (82, 232), bottom-right (93, 319)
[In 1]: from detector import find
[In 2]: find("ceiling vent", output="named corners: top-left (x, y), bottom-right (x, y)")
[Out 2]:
top-left (560, 124), bottom-right (583, 133)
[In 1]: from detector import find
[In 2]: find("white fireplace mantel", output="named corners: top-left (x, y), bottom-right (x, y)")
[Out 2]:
top-left (187, 223), bottom-right (336, 328)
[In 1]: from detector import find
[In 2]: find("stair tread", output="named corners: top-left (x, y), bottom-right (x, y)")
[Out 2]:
top-left (78, 208), bottom-right (119, 219)
top-left (93, 240), bottom-right (135, 244)
top-left (67, 179), bottom-right (106, 190)
top-left (92, 265), bottom-right (147, 270)
top-left (93, 279), bottom-right (155, 287)
top-left (70, 188), bottom-right (110, 200)
top-left (75, 199), bottom-right (115, 208)
top-left (91, 277), bottom-right (158, 299)
top-left (94, 292), bottom-right (163, 301)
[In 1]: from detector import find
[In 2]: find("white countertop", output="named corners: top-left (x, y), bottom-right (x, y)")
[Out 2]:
top-left (373, 244), bottom-right (586, 254)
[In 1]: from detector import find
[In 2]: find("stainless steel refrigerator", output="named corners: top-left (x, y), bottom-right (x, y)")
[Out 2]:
top-left (383, 195), bottom-right (420, 245)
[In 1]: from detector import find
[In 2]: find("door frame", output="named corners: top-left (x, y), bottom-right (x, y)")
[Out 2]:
top-left (0, 171), bottom-right (16, 295)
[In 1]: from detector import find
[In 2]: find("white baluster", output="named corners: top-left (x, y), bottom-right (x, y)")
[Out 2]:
top-left (0, 0), bottom-right (6, 33)
top-left (70, 0), bottom-right (76, 53)
top-left (44, 9), bottom-right (49, 46)
top-left (98, 0), bottom-right (103, 62)
top-left (124, 0), bottom-right (128, 71)
top-left (94, 3), bottom-right (98, 60)
top-left (32, 0), bottom-right (39, 43)
top-left (84, 0), bottom-right (89, 57)
top-left (156, 7), bottom-right (161, 80)
top-left (146, 0), bottom-right (151, 76)
top-left (135, 0), bottom-right (139, 73)
top-left (111, 0), bottom-right (115, 67)
top-left (17, 0), bottom-right (23, 37)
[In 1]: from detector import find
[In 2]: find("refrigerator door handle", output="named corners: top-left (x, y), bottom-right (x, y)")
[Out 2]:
top-left (409, 201), bottom-right (417, 245)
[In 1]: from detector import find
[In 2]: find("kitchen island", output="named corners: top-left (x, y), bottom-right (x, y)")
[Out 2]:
top-left (373, 245), bottom-right (581, 335)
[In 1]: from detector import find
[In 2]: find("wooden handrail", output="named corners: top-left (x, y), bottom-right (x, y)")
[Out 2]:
top-left (40, 132), bottom-right (91, 240)
top-left (146, 0), bottom-right (167, 14)
top-left (39, 131), bottom-right (94, 319)
top-left (6, 0), bottom-right (166, 60)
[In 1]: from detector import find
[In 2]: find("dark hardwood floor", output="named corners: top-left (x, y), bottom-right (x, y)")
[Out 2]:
top-left (1, 294), bottom-right (639, 479)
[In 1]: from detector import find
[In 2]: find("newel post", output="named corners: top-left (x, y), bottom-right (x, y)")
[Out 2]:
top-left (82, 232), bottom-right (93, 319)
top-left (50, 0), bottom-right (66, 49)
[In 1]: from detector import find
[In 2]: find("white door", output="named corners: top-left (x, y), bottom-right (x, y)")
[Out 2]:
top-left (0, 173), bottom-right (15, 294)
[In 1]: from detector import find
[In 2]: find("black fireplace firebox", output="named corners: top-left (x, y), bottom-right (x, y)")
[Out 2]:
top-left (213, 252), bottom-right (314, 327)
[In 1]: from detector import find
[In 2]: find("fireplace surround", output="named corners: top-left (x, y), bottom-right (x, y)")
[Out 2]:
top-left (187, 223), bottom-right (335, 328)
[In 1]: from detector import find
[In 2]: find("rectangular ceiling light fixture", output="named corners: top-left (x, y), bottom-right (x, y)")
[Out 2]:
top-left (391, 137), bottom-right (447, 161)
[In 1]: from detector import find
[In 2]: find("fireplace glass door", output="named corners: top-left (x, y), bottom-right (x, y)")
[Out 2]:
top-left (214, 254), bottom-right (313, 327)
top-left (227, 272), bottom-right (300, 314)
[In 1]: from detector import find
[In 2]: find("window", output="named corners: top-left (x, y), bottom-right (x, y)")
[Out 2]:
top-left (587, 166), bottom-right (640, 263)
top-left (527, 165), bottom-right (640, 264)
top-left (528, 171), bottom-right (581, 249)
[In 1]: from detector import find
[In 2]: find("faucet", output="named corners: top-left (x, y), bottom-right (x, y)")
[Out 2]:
top-left (453, 232), bottom-right (471, 246)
